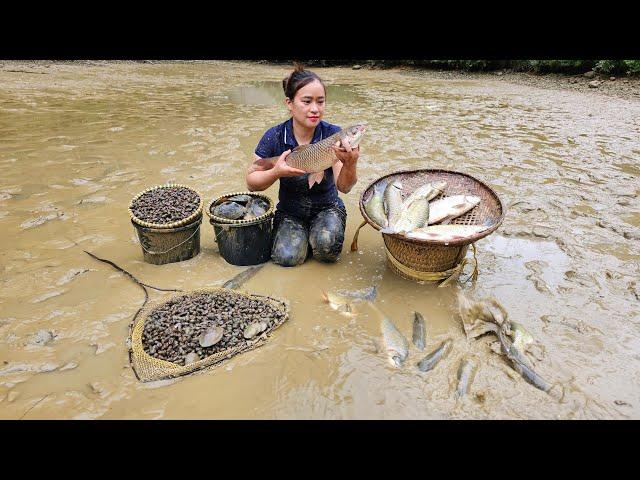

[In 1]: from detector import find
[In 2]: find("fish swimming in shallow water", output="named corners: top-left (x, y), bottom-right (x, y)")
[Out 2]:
top-left (253, 124), bottom-right (367, 188)
top-left (380, 315), bottom-right (409, 367)
top-left (496, 322), bottom-right (552, 392)
top-left (456, 358), bottom-right (478, 398)
top-left (222, 264), bottom-right (264, 290)
top-left (335, 286), bottom-right (378, 302)
top-left (417, 339), bottom-right (452, 372)
top-left (412, 311), bottom-right (426, 350)
top-left (322, 291), bottom-right (357, 317)
top-left (457, 294), bottom-right (553, 393)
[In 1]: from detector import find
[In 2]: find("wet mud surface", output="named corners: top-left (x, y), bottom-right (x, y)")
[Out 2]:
top-left (0, 61), bottom-right (638, 419)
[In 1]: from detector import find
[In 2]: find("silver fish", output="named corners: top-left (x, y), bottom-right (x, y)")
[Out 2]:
top-left (222, 264), bottom-right (264, 290)
top-left (383, 179), bottom-right (404, 228)
top-left (428, 195), bottom-right (481, 224)
top-left (460, 294), bottom-right (551, 393)
top-left (417, 339), bottom-right (452, 372)
top-left (456, 358), bottom-right (478, 398)
top-left (412, 311), bottom-right (426, 350)
top-left (335, 285), bottom-right (378, 302)
top-left (380, 315), bottom-right (409, 367)
top-left (322, 290), bottom-right (357, 317)
top-left (406, 224), bottom-right (490, 242)
top-left (364, 180), bottom-right (389, 228)
top-left (382, 198), bottom-right (430, 234)
top-left (496, 322), bottom-right (552, 392)
top-left (403, 180), bottom-right (447, 208)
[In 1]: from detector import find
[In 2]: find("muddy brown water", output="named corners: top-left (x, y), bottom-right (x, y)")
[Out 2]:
top-left (1, 61), bottom-right (638, 419)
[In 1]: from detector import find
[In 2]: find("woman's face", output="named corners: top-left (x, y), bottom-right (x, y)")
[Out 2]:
top-left (285, 79), bottom-right (326, 130)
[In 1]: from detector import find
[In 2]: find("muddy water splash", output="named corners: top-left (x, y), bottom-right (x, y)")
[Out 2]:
top-left (1, 61), bottom-right (638, 419)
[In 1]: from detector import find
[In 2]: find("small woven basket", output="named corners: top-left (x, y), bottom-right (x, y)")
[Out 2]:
top-left (358, 169), bottom-right (505, 282)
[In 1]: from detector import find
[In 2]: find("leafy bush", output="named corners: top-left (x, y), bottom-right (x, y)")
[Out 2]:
top-left (594, 60), bottom-right (629, 74)
top-left (625, 60), bottom-right (640, 74)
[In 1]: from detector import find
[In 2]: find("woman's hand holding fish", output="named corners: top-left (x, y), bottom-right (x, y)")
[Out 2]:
top-left (273, 149), bottom-right (307, 178)
top-left (332, 138), bottom-right (360, 166)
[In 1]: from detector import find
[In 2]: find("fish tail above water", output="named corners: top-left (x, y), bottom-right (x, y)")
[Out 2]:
top-left (497, 323), bottom-right (552, 393)
top-left (335, 285), bottom-right (378, 302)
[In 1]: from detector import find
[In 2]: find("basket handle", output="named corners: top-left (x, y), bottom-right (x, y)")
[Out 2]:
top-left (134, 224), bottom-right (201, 255)
top-left (350, 220), bottom-right (369, 252)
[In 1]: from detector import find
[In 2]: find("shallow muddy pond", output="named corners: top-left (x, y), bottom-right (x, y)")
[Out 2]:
top-left (0, 61), bottom-right (639, 419)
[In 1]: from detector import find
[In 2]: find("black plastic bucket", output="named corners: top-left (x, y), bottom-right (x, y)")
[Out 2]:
top-left (132, 214), bottom-right (202, 265)
top-left (210, 217), bottom-right (272, 266)
top-left (207, 192), bottom-right (274, 266)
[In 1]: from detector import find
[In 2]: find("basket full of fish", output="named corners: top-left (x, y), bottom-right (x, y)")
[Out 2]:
top-left (358, 169), bottom-right (505, 282)
top-left (206, 192), bottom-right (275, 266)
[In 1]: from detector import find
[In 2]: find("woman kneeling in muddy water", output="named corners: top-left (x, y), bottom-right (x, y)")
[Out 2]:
top-left (246, 64), bottom-right (359, 267)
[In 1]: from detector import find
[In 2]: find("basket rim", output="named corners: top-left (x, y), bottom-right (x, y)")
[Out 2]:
top-left (205, 191), bottom-right (274, 226)
top-left (359, 169), bottom-right (505, 247)
top-left (129, 184), bottom-right (204, 229)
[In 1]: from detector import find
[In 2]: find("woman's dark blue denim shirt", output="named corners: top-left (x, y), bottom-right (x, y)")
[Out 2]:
top-left (254, 118), bottom-right (344, 220)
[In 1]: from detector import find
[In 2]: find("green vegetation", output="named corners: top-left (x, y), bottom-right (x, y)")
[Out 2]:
top-left (297, 59), bottom-right (640, 75)
top-left (417, 60), bottom-right (640, 75)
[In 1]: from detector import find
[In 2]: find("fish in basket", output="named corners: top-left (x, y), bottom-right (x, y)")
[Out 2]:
top-left (352, 169), bottom-right (505, 284)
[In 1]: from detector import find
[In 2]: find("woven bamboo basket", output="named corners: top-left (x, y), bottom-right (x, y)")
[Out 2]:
top-left (358, 169), bottom-right (505, 283)
top-left (129, 184), bottom-right (203, 229)
top-left (128, 184), bottom-right (204, 265)
top-left (129, 288), bottom-right (289, 382)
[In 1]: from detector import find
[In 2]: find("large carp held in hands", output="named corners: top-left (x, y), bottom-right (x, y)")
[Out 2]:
top-left (253, 124), bottom-right (367, 188)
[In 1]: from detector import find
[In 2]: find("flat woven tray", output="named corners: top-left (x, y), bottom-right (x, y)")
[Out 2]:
top-left (129, 288), bottom-right (289, 382)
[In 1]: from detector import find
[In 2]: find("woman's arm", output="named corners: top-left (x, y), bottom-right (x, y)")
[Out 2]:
top-left (246, 150), bottom-right (306, 192)
top-left (332, 138), bottom-right (359, 194)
